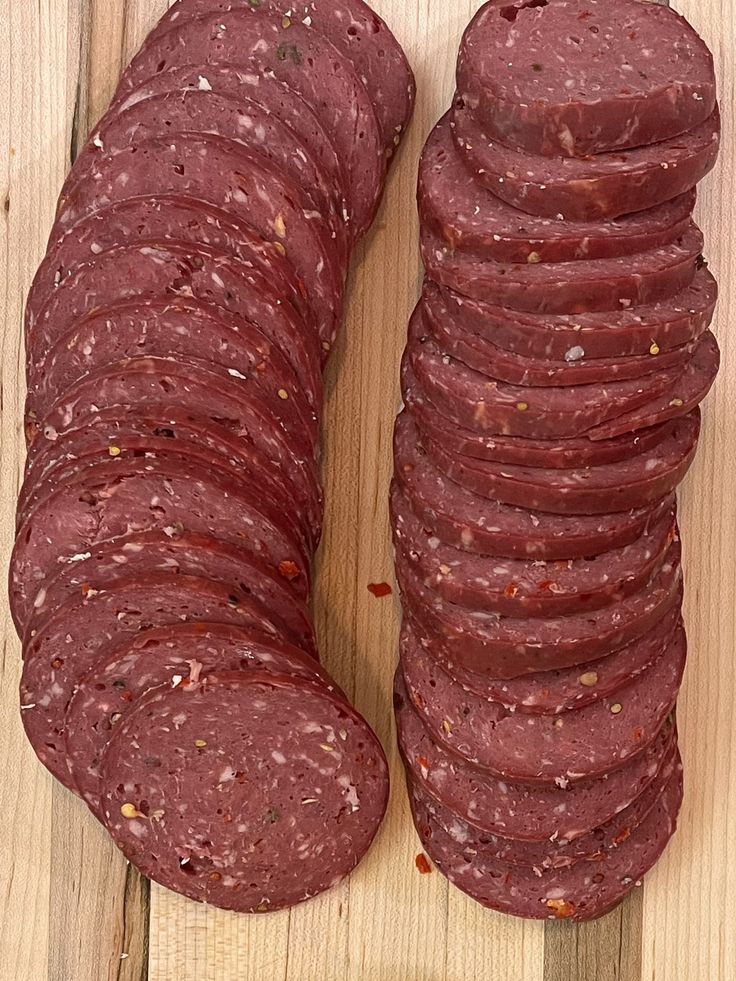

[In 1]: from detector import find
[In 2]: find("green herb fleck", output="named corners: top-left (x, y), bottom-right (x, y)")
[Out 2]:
top-left (276, 42), bottom-right (302, 65)
top-left (265, 807), bottom-right (282, 824)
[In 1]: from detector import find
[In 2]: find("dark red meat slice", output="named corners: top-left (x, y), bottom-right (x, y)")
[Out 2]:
top-left (401, 619), bottom-right (685, 782)
top-left (452, 102), bottom-right (720, 222)
top-left (408, 736), bottom-right (679, 871)
top-left (21, 531), bottom-right (315, 656)
top-left (60, 89), bottom-right (346, 254)
top-left (20, 407), bottom-right (319, 552)
top-left (64, 623), bottom-right (334, 815)
top-left (422, 284), bottom-right (701, 388)
top-left (588, 331), bottom-right (720, 440)
top-left (407, 307), bottom-right (690, 440)
top-left (427, 271), bottom-right (717, 361)
top-left (99, 670), bottom-right (389, 912)
top-left (409, 763), bottom-right (683, 921)
top-left (142, 0), bottom-right (415, 156)
top-left (20, 574), bottom-right (283, 789)
top-left (397, 540), bottom-right (683, 679)
top-left (395, 671), bottom-right (675, 842)
top-left (391, 483), bottom-right (676, 618)
top-left (394, 414), bottom-right (676, 561)
top-left (420, 114), bottom-right (697, 261)
top-left (114, 9), bottom-right (385, 238)
top-left (416, 600), bottom-right (682, 717)
top-left (52, 135), bottom-right (343, 347)
top-left (405, 363), bottom-right (681, 468)
top-left (421, 413), bottom-right (700, 516)
top-left (27, 295), bottom-right (318, 448)
top-left (456, 0), bottom-right (716, 157)
top-left (26, 241), bottom-right (321, 397)
top-left (25, 358), bottom-right (321, 528)
top-left (11, 454), bottom-right (309, 631)
top-left (421, 221), bottom-right (704, 315)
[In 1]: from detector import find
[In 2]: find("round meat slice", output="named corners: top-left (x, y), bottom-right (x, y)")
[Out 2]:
top-left (20, 573), bottom-right (284, 789)
top-left (419, 114), bottom-right (697, 262)
top-left (437, 600), bottom-right (682, 716)
top-left (21, 406), bottom-right (320, 551)
top-left (64, 623), bottom-right (335, 815)
top-left (409, 763), bottom-right (683, 921)
top-left (60, 89), bottom-right (347, 256)
top-left (394, 415), bottom-right (676, 561)
top-left (588, 331), bottom-right (720, 441)
top-left (25, 357), bottom-right (321, 530)
top-left (453, 101), bottom-right (720, 222)
top-left (22, 531), bottom-right (315, 656)
top-left (52, 135), bottom-right (343, 347)
top-left (421, 222), bottom-right (704, 315)
top-left (397, 540), bottom-right (683, 679)
top-left (391, 483), bottom-right (676, 618)
top-left (456, 0), bottom-right (716, 157)
top-left (140, 0), bottom-right (415, 157)
top-left (401, 620), bottom-right (685, 782)
top-left (114, 9), bottom-right (385, 239)
top-left (422, 287), bottom-right (701, 388)
top-left (27, 295), bottom-right (319, 448)
top-left (11, 454), bottom-right (309, 630)
top-left (99, 670), bottom-right (389, 913)
top-left (26, 241), bottom-right (321, 396)
top-left (407, 309), bottom-right (687, 440)
top-left (427, 271), bottom-right (717, 361)
top-left (405, 365), bottom-right (680, 468)
top-left (408, 737), bottom-right (680, 871)
top-left (421, 414), bottom-right (700, 516)
top-left (394, 670), bottom-right (675, 842)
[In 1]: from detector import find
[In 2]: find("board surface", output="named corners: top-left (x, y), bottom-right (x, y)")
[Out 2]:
top-left (0, 2), bottom-right (733, 979)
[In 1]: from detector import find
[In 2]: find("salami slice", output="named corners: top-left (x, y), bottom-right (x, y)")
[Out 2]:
top-left (64, 623), bottom-right (334, 814)
top-left (408, 736), bottom-right (679, 871)
top-left (20, 574), bottom-right (283, 788)
top-left (419, 114), bottom-right (697, 263)
top-left (20, 407), bottom-right (320, 551)
top-left (391, 483), bottom-right (676, 618)
top-left (407, 308), bottom-right (689, 441)
top-left (420, 414), bottom-right (699, 516)
top-left (26, 242), bottom-right (321, 393)
top-left (421, 221), bottom-right (704, 314)
top-left (456, 0), bottom-right (716, 157)
top-left (60, 89), bottom-right (346, 254)
top-left (27, 295), bottom-right (318, 448)
top-left (409, 763), bottom-right (683, 921)
top-left (53, 135), bottom-right (343, 346)
top-left (142, 0), bottom-right (415, 156)
top-left (401, 619), bottom-right (685, 782)
top-left (453, 101), bottom-right (720, 222)
top-left (426, 272), bottom-right (717, 362)
top-left (395, 671), bottom-right (675, 842)
top-left (417, 600), bottom-right (683, 717)
top-left (22, 531), bottom-right (315, 656)
top-left (114, 9), bottom-right (385, 238)
top-left (587, 331), bottom-right (720, 441)
top-left (11, 454), bottom-right (309, 630)
top-left (394, 416), bottom-right (675, 561)
top-left (99, 670), bottom-right (389, 912)
top-left (397, 540), bottom-right (683, 679)
top-left (405, 364), bottom-right (680, 469)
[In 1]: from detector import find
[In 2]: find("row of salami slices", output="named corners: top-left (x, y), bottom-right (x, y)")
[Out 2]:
top-left (393, 0), bottom-right (719, 922)
top-left (12, 0), bottom-right (414, 914)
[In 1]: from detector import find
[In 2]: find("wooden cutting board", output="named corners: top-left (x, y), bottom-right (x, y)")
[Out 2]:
top-left (1, 2), bottom-right (733, 979)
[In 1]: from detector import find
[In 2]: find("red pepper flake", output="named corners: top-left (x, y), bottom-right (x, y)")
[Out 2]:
top-left (51, 657), bottom-right (64, 669)
top-left (632, 726), bottom-right (644, 741)
top-left (613, 826), bottom-right (632, 846)
top-left (538, 580), bottom-right (557, 592)
top-left (368, 582), bottom-right (393, 598)
top-left (120, 691), bottom-right (133, 703)
top-left (417, 755), bottom-right (430, 771)
top-left (504, 582), bottom-right (519, 599)
top-left (546, 898), bottom-right (576, 919)
top-left (278, 560), bottom-right (301, 581)
top-left (415, 853), bottom-right (432, 875)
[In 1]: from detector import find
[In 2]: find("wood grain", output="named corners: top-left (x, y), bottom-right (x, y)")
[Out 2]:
top-left (0, 2), bottom-right (732, 979)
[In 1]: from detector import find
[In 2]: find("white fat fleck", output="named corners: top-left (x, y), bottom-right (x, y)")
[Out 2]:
top-left (228, 368), bottom-right (247, 380)
top-left (564, 346), bottom-right (585, 362)
top-left (63, 551), bottom-right (91, 563)
top-left (92, 133), bottom-right (104, 149)
top-left (197, 76), bottom-right (212, 92)
top-left (171, 675), bottom-right (183, 688)
top-left (271, 750), bottom-right (287, 764)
